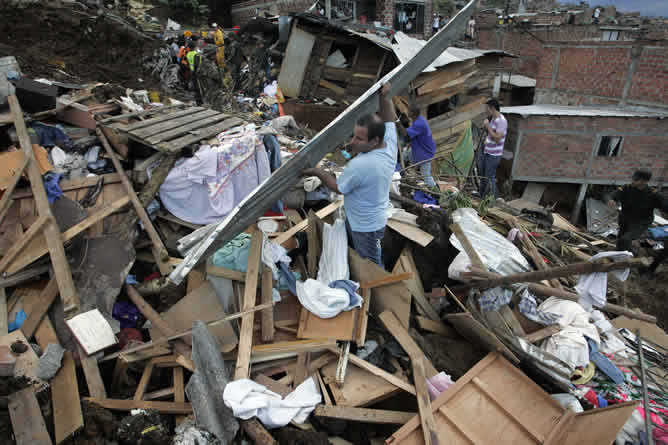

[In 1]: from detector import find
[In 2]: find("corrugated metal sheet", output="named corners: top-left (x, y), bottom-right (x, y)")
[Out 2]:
top-left (500, 72), bottom-right (536, 88)
top-left (392, 32), bottom-right (513, 72)
top-left (501, 104), bottom-right (668, 118)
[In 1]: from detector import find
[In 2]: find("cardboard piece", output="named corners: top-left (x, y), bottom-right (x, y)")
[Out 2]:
top-left (0, 147), bottom-right (52, 190)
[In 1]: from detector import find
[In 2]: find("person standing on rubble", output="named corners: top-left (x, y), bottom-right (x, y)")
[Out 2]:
top-left (607, 170), bottom-right (668, 253)
top-left (187, 41), bottom-right (204, 104)
top-left (401, 105), bottom-right (436, 188)
top-left (226, 33), bottom-right (244, 89)
top-left (478, 98), bottom-right (507, 199)
top-left (302, 83), bottom-right (397, 267)
top-left (213, 23), bottom-right (225, 69)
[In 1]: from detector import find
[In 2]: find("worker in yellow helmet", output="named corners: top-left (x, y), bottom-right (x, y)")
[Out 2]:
top-left (212, 23), bottom-right (225, 69)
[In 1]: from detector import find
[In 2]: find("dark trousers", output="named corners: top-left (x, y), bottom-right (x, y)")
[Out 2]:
top-left (478, 153), bottom-right (501, 198)
top-left (616, 219), bottom-right (650, 252)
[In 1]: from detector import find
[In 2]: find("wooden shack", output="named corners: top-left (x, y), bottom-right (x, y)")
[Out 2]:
top-left (278, 14), bottom-right (393, 107)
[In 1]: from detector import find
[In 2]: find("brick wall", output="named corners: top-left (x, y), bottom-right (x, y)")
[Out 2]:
top-left (376, 0), bottom-right (394, 28)
top-left (534, 42), bottom-right (668, 108)
top-left (511, 115), bottom-right (668, 184)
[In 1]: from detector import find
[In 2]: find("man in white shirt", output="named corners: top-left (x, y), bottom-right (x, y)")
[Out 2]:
top-left (478, 98), bottom-right (507, 198)
top-left (432, 14), bottom-right (440, 36)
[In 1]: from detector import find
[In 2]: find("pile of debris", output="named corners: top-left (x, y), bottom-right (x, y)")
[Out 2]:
top-left (0, 1), bottom-right (666, 445)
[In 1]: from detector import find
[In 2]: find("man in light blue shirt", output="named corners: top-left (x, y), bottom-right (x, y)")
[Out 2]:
top-left (303, 83), bottom-right (397, 266)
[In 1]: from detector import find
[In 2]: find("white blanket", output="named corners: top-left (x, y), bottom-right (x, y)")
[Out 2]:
top-left (223, 377), bottom-right (321, 429)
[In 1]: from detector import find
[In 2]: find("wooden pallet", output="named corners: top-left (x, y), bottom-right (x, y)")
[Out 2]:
top-left (103, 106), bottom-right (244, 153)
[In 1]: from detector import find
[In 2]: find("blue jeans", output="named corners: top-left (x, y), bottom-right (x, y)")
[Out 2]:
top-left (346, 220), bottom-right (385, 267)
top-left (420, 162), bottom-right (437, 188)
top-left (478, 153), bottom-right (501, 198)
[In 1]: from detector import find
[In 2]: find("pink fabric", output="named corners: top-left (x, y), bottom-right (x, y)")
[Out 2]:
top-left (427, 372), bottom-right (455, 400)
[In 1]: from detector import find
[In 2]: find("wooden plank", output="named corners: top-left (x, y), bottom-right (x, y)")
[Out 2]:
top-left (415, 316), bottom-right (457, 337)
top-left (132, 109), bottom-right (219, 139)
top-left (450, 222), bottom-right (484, 270)
top-left (297, 305), bottom-right (358, 341)
top-left (314, 405), bottom-right (417, 425)
top-left (261, 266), bottom-right (275, 342)
top-left (20, 277), bottom-right (58, 339)
top-left (0, 214), bottom-right (49, 274)
top-left (445, 312), bottom-right (519, 365)
top-left (378, 311), bottom-right (438, 378)
top-left (320, 79), bottom-right (345, 96)
top-left (294, 352), bottom-right (308, 386)
top-left (97, 127), bottom-right (172, 274)
top-left (521, 325), bottom-right (560, 343)
top-left (143, 387), bottom-right (175, 400)
top-left (306, 210), bottom-right (321, 279)
top-left (52, 352), bottom-right (83, 444)
top-left (387, 219), bottom-right (434, 247)
top-left (361, 272), bottom-right (413, 289)
top-left (393, 248), bottom-right (438, 321)
top-left (84, 398), bottom-right (193, 414)
top-left (498, 306), bottom-right (526, 337)
top-left (206, 264), bottom-right (247, 281)
top-left (355, 287), bottom-right (371, 347)
top-left (8, 387), bottom-right (53, 445)
top-left (255, 373), bottom-right (292, 397)
top-left (274, 199), bottom-right (343, 245)
top-left (145, 112), bottom-right (231, 144)
top-left (234, 226), bottom-right (263, 380)
top-left (79, 347), bottom-right (107, 399)
top-left (5, 196), bottom-right (130, 274)
top-left (316, 370), bottom-right (332, 405)
top-left (0, 154), bottom-right (29, 226)
top-left (0, 288), bottom-right (6, 335)
top-left (186, 263), bottom-right (206, 294)
top-left (134, 360), bottom-right (155, 401)
top-left (100, 104), bottom-right (186, 125)
top-left (119, 106), bottom-right (204, 131)
top-left (157, 117), bottom-right (244, 152)
top-left (413, 358), bottom-right (438, 445)
top-left (9, 95), bottom-right (80, 313)
top-left (322, 360), bottom-right (402, 407)
top-left (173, 366), bottom-right (185, 424)
top-left (278, 26), bottom-right (317, 97)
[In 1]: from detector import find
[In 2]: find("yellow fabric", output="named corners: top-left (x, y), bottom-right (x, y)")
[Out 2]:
top-left (187, 50), bottom-right (197, 71)
top-left (216, 46), bottom-right (226, 68)
top-left (184, 30), bottom-right (192, 38)
top-left (214, 29), bottom-right (224, 47)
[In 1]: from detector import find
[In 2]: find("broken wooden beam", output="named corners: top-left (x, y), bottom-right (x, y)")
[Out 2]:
top-left (8, 387), bottom-right (53, 445)
top-left (20, 277), bottom-right (58, 339)
top-left (234, 226), bottom-right (263, 380)
top-left (0, 154), bottom-right (29, 226)
top-left (8, 95), bottom-right (80, 314)
top-left (522, 325), bottom-right (561, 343)
top-left (261, 266), bottom-right (275, 342)
top-left (463, 258), bottom-right (645, 291)
top-left (314, 405), bottom-right (417, 425)
top-left (84, 398), bottom-right (193, 414)
top-left (360, 272), bottom-right (414, 289)
top-left (96, 127), bottom-right (172, 276)
top-left (378, 311), bottom-right (438, 378)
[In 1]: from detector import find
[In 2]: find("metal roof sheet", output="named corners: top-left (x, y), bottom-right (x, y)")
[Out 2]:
top-left (500, 72), bottom-right (536, 88)
top-left (501, 104), bottom-right (668, 118)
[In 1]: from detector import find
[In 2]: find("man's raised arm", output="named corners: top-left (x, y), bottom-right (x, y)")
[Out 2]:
top-left (378, 83), bottom-right (396, 124)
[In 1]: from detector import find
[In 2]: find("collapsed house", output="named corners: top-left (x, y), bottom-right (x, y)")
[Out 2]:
top-left (0, 1), bottom-right (666, 444)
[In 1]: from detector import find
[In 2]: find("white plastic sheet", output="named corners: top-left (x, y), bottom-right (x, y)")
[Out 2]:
top-left (575, 251), bottom-right (633, 311)
top-left (448, 208), bottom-right (531, 280)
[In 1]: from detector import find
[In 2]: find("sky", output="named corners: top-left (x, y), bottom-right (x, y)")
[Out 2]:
top-left (560, 0), bottom-right (668, 17)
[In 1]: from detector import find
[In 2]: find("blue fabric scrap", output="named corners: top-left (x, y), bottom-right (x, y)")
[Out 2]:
top-left (412, 190), bottom-right (438, 205)
top-left (8, 309), bottom-right (26, 332)
top-left (587, 337), bottom-right (625, 384)
top-left (44, 173), bottom-right (63, 204)
top-left (328, 279), bottom-right (363, 308)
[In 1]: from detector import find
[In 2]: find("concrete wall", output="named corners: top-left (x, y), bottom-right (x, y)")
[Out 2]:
top-left (510, 114), bottom-right (668, 185)
top-left (231, 0), bottom-right (315, 25)
top-left (534, 42), bottom-right (668, 109)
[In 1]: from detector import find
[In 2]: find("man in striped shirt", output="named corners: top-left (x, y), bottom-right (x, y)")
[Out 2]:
top-left (478, 98), bottom-right (507, 198)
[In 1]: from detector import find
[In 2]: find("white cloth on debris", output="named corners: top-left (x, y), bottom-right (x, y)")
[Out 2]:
top-left (575, 251), bottom-right (633, 311)
top-left (538, 297), bottom-right (600, 369)
top-left (296, 218), bottom-right (361, 318)
top-left (448, 208), bottom-right (531, 280)
top-left (159, 125), bottom-right (271, 225)
top-left (303, 176), bottom-right (322, 192)
top-left (223, 377), bottom-right (321, 429)
top-left (262, 234), bottom-right (291, 281)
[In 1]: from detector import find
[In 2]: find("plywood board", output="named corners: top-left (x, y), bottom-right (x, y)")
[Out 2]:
top-left (149, 281), bottom-right (238, 353)
top-left (278, 26), bottom-right (316, 98)
top-left (387, 353), bottom-right (565, 445)
top-left (557, 402), bottom-right (638, 445)
top-left (322, 361), bottom-right (403, 407)
top-left (387, 219), bottom-right (434, 247)
top-left (348, 249), bottom-right (411, 329)
top-left (298, 306), bottom-right (358, 341)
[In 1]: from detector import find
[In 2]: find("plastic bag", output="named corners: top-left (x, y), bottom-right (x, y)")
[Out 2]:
top-left (317, 219), bottom-right (349, 284)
